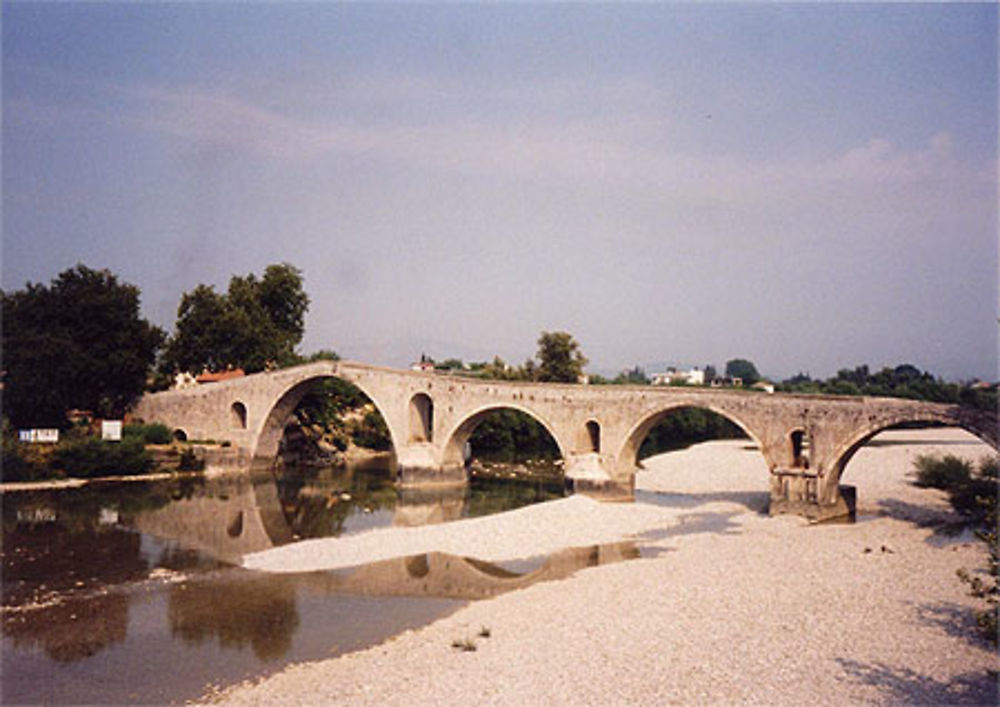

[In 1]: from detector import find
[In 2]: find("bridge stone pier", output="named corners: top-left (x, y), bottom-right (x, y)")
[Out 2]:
top-left (134, 361), bottom-right (997, 523)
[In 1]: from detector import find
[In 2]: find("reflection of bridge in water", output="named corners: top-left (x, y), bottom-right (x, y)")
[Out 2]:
top-left (136, 361), bottom-right (998, 521)
top-left (130, 473), bottom-right (634, 599)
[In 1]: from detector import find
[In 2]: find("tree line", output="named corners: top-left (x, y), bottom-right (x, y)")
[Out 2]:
top-left (3, 262), bottom-right (994, 433)
top-left (776, 364), bottom-right (996, 411)
top-left (2, 263), bottom-right (309, 429)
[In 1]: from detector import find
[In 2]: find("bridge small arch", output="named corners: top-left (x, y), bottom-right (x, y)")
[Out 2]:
top-left (790, 429), bottom-right (809, 468)
top-left (231, 401), bottom-right (248, 430)
top-left (173, 428), bottom-right (188, 442)
top-left (226, 510), bottom-right (244, 538)
top-left (584, 420), bottom-right (601, 453)
top-left (409, 393), bottom-right (434, 443)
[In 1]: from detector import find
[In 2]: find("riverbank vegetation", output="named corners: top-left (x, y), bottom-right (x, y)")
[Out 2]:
top-left (638, 408), bottom-right (745, 459)
top-left (911, 453), bottom-right (998, 644)
top-left (3, 430), bottom-right (154, 482)
top-left (779, 364), bottom-right (996, 412)
top-left (284, 378), bottom-right (393, 465)
top-left (1, 421), bottom-right (211, 483)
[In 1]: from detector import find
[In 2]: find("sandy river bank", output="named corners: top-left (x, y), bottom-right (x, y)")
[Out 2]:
top-left (209, 428), bottom-right (998, 705)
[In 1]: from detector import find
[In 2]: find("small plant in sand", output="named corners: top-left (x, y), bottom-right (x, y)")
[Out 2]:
top-left (478, 626), bottom-right (491, 638)
top-left (451, 637), bottom-right (477, 652)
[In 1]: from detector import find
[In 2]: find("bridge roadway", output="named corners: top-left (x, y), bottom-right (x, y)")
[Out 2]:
top-left (134, 360), bottom-right (998, 522)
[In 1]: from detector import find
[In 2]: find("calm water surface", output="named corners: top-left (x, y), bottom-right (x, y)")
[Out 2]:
top-left (2, 460), bottom-right (583, 704)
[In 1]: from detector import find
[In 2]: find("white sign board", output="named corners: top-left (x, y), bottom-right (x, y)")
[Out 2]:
top-left (19, 429), bottom-right (60, 443)
top-left (102, 420), bottom-right (123, 442)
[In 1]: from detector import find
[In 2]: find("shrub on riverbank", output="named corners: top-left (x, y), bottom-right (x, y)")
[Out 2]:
top-left (913, 454), bottom-right (997, 525)
top-left (1, 435), bottom-right (51, 482)
top-left (349, 410), bottom-right (391, 451)
top-left (123, 423), bottom-right (173, 445)
top-left (177, 448), bottom-right (206, 471)
top-left (912, 453), bottom-right (998, 644)
top-left (51, 437), bottom-right (154, 478)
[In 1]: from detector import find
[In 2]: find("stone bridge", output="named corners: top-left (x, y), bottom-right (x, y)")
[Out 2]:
top-left (134, 361), bottom-right (998, 522)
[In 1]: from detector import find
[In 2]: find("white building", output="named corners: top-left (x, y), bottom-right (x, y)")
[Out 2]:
top-left (651, 367), bottom-right (705, 386)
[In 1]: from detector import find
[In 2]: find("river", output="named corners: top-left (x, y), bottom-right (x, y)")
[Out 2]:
top-left (1, 460), bottom-right (584, 704)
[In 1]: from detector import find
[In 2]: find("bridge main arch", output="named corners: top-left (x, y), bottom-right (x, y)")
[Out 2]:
top-left (250, 371), bottom-right (401, 469)
top-left (825, 409), bottom-right (999, 491)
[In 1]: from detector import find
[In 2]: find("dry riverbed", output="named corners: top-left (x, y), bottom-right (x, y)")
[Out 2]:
top-left (209, 428), bottom-right (998, 705)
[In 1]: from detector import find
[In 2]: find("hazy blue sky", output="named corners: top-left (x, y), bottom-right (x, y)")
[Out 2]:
top-left (3, 2), bottom-right (997, 381)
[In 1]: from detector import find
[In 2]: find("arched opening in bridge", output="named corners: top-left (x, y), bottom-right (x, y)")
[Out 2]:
top-left (173, 428), bottom-right (188, 442)
top-left (463, 409), bottom-right (561, 464)
top-left (275, 376), bottom-right (394, 468)
top-left (444, 406), bottom-right (565, 501)
top-left (636, 407), bottom-right (748, 460)
top-left (790, 429), bottom-right (809, 468)
top-left (624, 406), bottom-right (768, 511)
top-left (409, 393), bottom-right (434, 443)
top-left (231, 401), bottom-right (248, 430)
top-left (835, 423), bottom-right (996, 521)
top-left (252, 374), bottom-right (395, 479)
top-left (254, 374), bottom-right (399, 541)
top-left (584, 420), bottom-right (601, 454)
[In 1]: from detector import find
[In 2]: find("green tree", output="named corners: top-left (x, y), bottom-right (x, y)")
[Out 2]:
top-left (536, 331), bottom-right (588, 383)
top-left (725, 358), bottom-right (760, 385)
top-left (614, 365), bottom-right (649, 385)
top-left (435, 358), bottom-right (465, 371)
top-left (161, 263), bottom-right (309, 374)
top-left (306, 349), bottom-right (341, 363)
top-left (2, 265), bottom-right (164, 427)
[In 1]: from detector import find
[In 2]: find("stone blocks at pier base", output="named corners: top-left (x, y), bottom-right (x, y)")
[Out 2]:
top-left (565, 476), bottom-right (635, 503)
top-left (394, 485), bottom-right (465, 526)
top-left (769, 482), bottom-right (856, 524)
top-left (396, 464), bottom-right (468, 488)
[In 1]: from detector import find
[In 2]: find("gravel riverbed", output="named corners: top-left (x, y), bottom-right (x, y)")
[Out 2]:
top-left (209, 428), bottom-right (998, 705)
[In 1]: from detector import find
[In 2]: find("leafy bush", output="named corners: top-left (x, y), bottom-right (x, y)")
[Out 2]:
top-left (123, 423), bottom-right (173, 445)
top-left (177, 448), bottom-right (205, 471)
top-left (52, 437), bottom-right (154, 478)
top-left (912, 454), bottom-right (998, 644)
top-left (351, 410), bottom-right (391, 451)
top-left (1, 436), bottom-right (52, 482)
top-left (912, 454), bottom-right (997, 525)
top-left (913, 454), bottom-right (974, 490)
